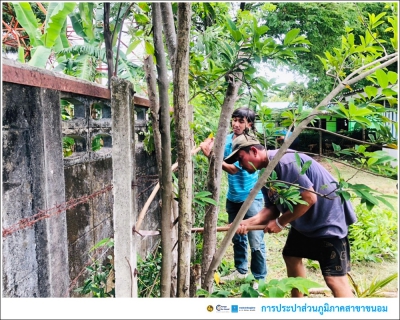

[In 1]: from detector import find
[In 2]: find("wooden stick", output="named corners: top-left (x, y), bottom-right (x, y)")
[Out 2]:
top-left (191, 225), bottom-right (266, 233)
top-left (137, 224), bottom-right (267, 237)
top-left (133, 146), bottom-right (201, 232)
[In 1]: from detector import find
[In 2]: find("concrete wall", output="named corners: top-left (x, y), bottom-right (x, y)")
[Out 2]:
top-left (61, 92), bottom-right (115, 296)
top-left (2, 60), bottom-right (161, 297)
top-left (2, 83), bottom-right (69, 297)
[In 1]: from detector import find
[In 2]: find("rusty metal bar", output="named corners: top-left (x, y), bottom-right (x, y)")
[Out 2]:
top-left (2, 59), bottom-right (150, 107)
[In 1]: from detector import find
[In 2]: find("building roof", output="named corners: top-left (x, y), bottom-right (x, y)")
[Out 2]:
top-left (261, 102), bottom-right (291, 109)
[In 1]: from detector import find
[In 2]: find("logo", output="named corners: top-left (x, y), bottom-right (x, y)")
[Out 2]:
top-left (231, 305), bottom-right (238, 313)
top-left (207, 305), bottom-right (213, 312)
top-left (215, 305), bottom-right (230, 312)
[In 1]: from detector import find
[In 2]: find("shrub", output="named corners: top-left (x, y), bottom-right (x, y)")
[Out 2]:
top-left (349, 204), bottom-right (398, 262)
top-left (74, 238), bottom-right (115, 297)
top-left (137, 246), bottom-right (162, 297)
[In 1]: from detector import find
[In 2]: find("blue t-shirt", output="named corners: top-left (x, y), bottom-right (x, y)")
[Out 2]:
top-left (262, 150), bottom-right (356, 238)
top-left (224, 133), bottom-right (263, 202)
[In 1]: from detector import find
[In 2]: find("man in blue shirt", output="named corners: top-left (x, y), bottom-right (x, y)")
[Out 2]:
top-left (200, 108), bottom-right (267, 287)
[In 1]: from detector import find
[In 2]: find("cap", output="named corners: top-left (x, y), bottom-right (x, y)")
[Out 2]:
top-left (224, 134), bottom-right (261, 164)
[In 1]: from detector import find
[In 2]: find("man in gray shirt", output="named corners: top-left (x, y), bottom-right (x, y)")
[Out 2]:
top-left (224, 134), bottom-right (357, 297)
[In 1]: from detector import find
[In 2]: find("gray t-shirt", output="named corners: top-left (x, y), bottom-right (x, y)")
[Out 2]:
top-left (262, 150), bottom-right (357, 238)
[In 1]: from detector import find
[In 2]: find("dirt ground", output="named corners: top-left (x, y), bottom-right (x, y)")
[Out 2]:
top-left (317, 156), bottom-right (398, 196)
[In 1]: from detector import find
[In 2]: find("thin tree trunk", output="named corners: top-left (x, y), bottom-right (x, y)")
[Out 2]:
top-left (174, 2), bottom-right (192, 297)
top-left (144, 56), bottom-right (162, 174)
top-left (160, 3), bottom-right (177, 72)
top-left (152, 3), bottom-right (173, 298)
top-left (160, 2), bottom-right (179, 297)
top-left (201, 73), bottom-right (243, 291)
top-left (103, 3), bottom-right (113, 89)
top-left (170, 199), bottom-right (179, 297)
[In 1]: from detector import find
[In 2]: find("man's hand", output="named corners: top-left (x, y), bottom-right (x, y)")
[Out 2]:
top-left (236, 223), bottom-right (249, 235)
top-left (200, 137), bottom-right (215, 158)
top-left (236, 218), bottom-right (283, 235)
top-left (262, 219), bottom-right (284, 234)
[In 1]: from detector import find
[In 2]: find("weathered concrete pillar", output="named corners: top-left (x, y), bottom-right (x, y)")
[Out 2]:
top-left (2, 83), bottom-right (70, 297)
top-left (111, 77), bottom-right (138, 297)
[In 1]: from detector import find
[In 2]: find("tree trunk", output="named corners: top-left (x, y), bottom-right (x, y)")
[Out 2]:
top-left (160, 3), bottom-right (177, 72)
top-left (152, 3), bottom-right (173, 298)
top-left (103, 3), bottom-right (113, 89)
top-left (144, 56), bottom-right (162, 174)
top-left (201, 73), bottom-right (243, 291)
top-left (170, 199), bottom-right (179, 297)
top-left (189, 264), bottom-right (201, 297)
top-left (173, 3), bottom-right (192, 297)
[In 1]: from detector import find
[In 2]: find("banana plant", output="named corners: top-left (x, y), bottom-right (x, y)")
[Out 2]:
top-left (54, 3), bottom-right (104, 81)
top-left (12, 2), bottom-right (76, 68)
top-left (56, 3), bottom-right (143, 84)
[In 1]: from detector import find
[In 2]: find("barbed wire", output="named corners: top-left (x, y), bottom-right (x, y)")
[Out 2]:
top-left (2, 184), bottom-right (113, 238)
top-left (3, 174), bottom-right (160, 295)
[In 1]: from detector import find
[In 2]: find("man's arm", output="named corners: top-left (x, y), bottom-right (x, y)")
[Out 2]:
top-left (276, 188), bottom-right (317, 227)
top-left (222, 161), bottom-right (239, 174)
top-left (236, 206), bottom-right (279, 234)
top-left (266, 188), bottom-right (317, 233)
top-left (200, 137), bottom-right (239, 174)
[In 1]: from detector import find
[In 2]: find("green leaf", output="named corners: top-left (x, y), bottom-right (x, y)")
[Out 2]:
top-left (374, 196), bottom-right (394, 211)
top-left (195, 191), bottom-right (212, 198)
top-left (387, 71), bottom-right (398, 84)
top-left (294, 152), bottom-right (301, 169)
top-left (201, 198), bottom-right (218, 205)
top-left (283, 28), bottom-right (300, 45)
top-left (196, 288), bottom-right (210, 297)
top-left (69, 13), bottom-right (88, 40)
top-left (225, 16), bottom-right (237, 32)
top-left (28, 46), bottom-right (52, 68)
top-left (364, 86), bottom-right (378, 98)
top-left (126, 39), bottom-right (141, 55)
top-left (193, 198), bottom-right (202, 205)
top-left (365, 200), bottom-right (375, 211)
top-left (42, 2), bottom-right (76, 48)
top-left (382, 88), bottom-right (397, 97)
top-left (332, 143), bottom-right (341, 152)
top-left (90, 238), bottom-right (112, 252)
top-left (12, 2), bottom-right (41, 46)
top-left (337, 190), bottom-right (351, 202)
top-left (135, 13), bottom-right (150, 25)
top-left (144, 41), bottom-right (155, 55)
top-left (358, 190), bottom-right (379, 206)
top-left (17, 46), bottom-right (25, 63)
top-left (300, 160), bottom-right (312, 175)
top-left (256, 25), bottom-right (269, 36)
top-left (230, 29), bottom-right (243, 42)
top-left (375, 69), bottom-right (389, 89)
top-left (138, 2), bottom-right (150, 12)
